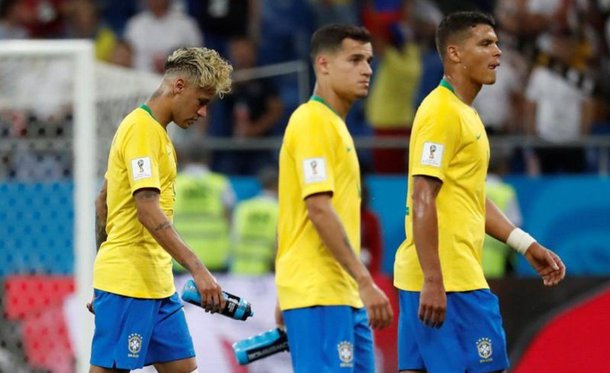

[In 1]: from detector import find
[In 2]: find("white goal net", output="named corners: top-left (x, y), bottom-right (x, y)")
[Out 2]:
top-left (0, 40), bottom-right (158, 373)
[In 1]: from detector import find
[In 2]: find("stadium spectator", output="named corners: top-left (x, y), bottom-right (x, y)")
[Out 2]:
top-left (172, 144), bottom-right (236, 274)
top-left (211, 36), bottom-right (284, 175)
top-left (257, 0), bottom-right (314, 66)
top-left (524, 35), bottom-right (596, 174)
top-left (20, 0), bottom-right (67, 38)
top-left (186, 0), bottom-right (256, 58)
top-left (0, 0), bottom-right (31, 39)
top-left (124, 0), bottom-right (202, 73)
top-left (411, 0), bottom-right (444, 108)
top-left (275, 24), bottom-right (393, 372)
top-left (95, 0), bottom-right (138, 37)
top-left (230, 166), bottom-right (279, 276)
top-left (89, 47), bottom-right (233, 372)
top-left (62, 0), bottom-right (117, 62)
top-left (108, 38), bottom-right (134, 68)
top-left (393, 12), bottom-right (566, 372)
top-left (309, 0), bottom-right (360, 28)
top-left (364, 0), bottom-right (421, 174)
top-left (473, 44), bottom-right (527, 135)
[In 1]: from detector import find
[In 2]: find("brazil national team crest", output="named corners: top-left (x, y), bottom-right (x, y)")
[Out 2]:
top-left (128, 333), bottom-right (143, 358)
top-left (337, 341), bottom-right (354, 368)
top-left (476, 337), bottom-right (493, 362)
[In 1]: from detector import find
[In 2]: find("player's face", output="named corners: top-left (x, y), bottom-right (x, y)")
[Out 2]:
top-left (327, 39), bottom-right (373, 100)
top-left (460, 24), bottom-right (501, 85)
top-left (173, 82), bottom-right (214, 129)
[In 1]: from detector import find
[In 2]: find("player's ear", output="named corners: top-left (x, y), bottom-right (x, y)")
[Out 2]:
top-left (446, 44), bottom-right (460, 64)
top-left (173, 78), bottom-right (186, 95)
top-left (316, 55), bottom-right (330, 75)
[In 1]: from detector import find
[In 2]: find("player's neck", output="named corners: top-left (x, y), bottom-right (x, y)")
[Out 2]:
top-left (442, 73), bottom-right (481, 105)
top-left (145, 97), bottom-right (171, 128)
top-left (312, 84), bottom-right (351, 119)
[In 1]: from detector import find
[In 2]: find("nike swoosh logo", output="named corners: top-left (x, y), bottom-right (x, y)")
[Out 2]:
top-left (476, 133), bottom-right (481, 140)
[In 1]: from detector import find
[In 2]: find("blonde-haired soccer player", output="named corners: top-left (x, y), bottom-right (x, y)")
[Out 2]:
top-left (393, 11), bottom-right (566, 373)
top-left (275, 24), bottom-right (393, 373)
top-left (90, 47), bottom-right (232, 373)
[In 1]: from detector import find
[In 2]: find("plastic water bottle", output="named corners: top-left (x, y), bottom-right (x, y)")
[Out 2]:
top-left (233, 328), bottom-right (289, 365)
top-left (181, 279), bottom-right (253, 321)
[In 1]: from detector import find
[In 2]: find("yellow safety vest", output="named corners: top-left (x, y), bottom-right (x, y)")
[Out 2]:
top-left (231, 195), bottom-right (278, 275)
top-left (173, 172), bottom-right (231, 272)
top-left (483, 181), bottom-right (516, 278)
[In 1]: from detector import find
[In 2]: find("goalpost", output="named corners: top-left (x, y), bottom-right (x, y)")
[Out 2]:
top-left (0, 40), bottom-right (95, 373)
top-left (0, 40), bottom-right (161, 373)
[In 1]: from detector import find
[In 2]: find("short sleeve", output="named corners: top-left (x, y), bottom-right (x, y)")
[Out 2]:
top-left (121, 121), bottom-right (163, 194)
top-left (409, 103), bottom-right (461, 182)
top-left (286, 108), bottom-right (336, 199)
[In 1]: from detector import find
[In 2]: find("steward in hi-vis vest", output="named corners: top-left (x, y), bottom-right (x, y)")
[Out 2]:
top-left (230, 167), bottom-right (278, 275)
top-left (173, 160), bottom-right (235, 273)
top-left (482, 174), bottom-right (522, 278)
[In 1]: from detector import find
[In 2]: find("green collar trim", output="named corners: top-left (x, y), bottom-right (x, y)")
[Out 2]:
top-left (139, 104), bottom-right (156, 120)
top-left (439, 78), bottom-right (455, 94)
top-left (310, 95), bottom-right (339, 117)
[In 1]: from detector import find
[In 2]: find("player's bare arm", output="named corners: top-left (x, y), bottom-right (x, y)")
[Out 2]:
top-left (88, 180), bottom-right (109, 314)
top-left (95, 179), bottom-right (108, 251)
top-left (485, 198), bottom-right (566, 286)
top-left (412, 175), bottom-right (445, 328)
top-left (133, 188), bottom-right (226, 313)
top-left (305, 192), bottom-right (393, 329)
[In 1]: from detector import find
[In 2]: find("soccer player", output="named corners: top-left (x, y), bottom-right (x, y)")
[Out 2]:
top-left (275, 24), bottom-right (393, 372)
top-left (393, 11), bottom-right (566, 373)
top-left (90, 47), bottom-right (233, 372)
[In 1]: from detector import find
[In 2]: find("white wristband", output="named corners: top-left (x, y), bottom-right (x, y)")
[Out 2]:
top-left (506, 228), bottom-right (536, 254)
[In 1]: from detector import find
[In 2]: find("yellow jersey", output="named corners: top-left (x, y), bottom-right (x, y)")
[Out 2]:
top-left (276, 97), bottom-right (363, 310)
top-left (94, 105), bottom-right (177, 298)
top-left (394, 81), bottom-right (490, 292)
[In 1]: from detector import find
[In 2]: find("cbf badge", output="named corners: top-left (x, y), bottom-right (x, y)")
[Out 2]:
top-left (128, 333), bottom-right (143, 358)
top-left (337, 341), bottom-right (354, 368)
top-left (476, 337), bottom-right (493, 362)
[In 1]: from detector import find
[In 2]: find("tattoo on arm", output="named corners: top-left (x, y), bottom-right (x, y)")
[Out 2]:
top-left (95, 214), bottom-right (107, 251)
top-left (153, 221), bottom-right (172, 232)
top-left (134, 189), bottom-right (160, 200)
top-left (95, 181), bottom-right (108, 251)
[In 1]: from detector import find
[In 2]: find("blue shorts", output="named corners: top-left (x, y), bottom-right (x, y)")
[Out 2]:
top-left (283, 306), bottom-right (374, 373)
top-left (398, 289), bottom-right (509, 373)
top-left (90, 289), bottom-right (195, 370)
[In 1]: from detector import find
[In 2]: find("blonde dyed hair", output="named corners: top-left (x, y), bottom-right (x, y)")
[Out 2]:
top-left (165, 47), bottom-right (233, 97)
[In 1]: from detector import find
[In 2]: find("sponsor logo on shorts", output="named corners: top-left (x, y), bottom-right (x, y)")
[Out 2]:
top-left (337, 341), bottom-right (353, 367)
top-left (476, 337), bottom-right (493, 362)
top-left (128, 333), bottom-right (143, 358)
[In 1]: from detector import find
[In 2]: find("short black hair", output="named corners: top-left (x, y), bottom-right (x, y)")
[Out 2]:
top-left (310, 24), bottom-right (371, 62)
top-left (435, 11), bottom-right (495, 59)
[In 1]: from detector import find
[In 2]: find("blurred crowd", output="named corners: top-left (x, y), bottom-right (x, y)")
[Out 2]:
top-left (2, 0), bottom-right (610, 179)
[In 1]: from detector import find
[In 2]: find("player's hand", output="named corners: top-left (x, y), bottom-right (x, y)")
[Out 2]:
top-left (359, 280), bottom-right (393, 329)
top-left (525, 243), bottom-right (566, 286)
top-left (86, 294), bottom-right (95, 315)
top-left (193, 268), bottom-right (226, 314)
top-left (419, 279), bottom-right (446, 328)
